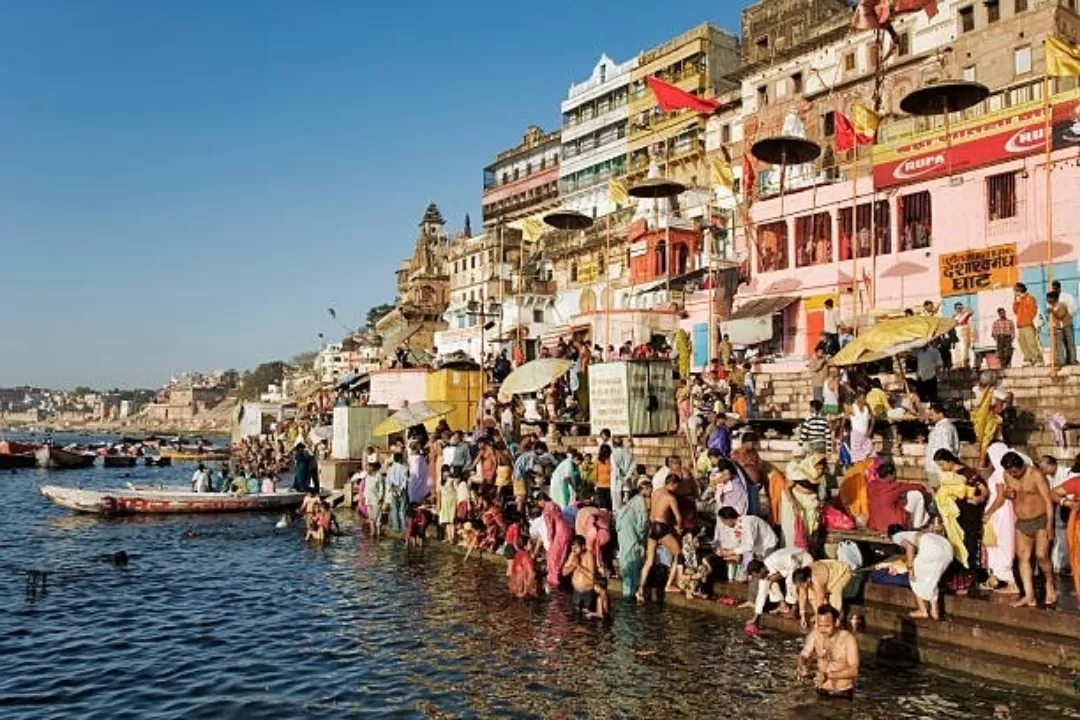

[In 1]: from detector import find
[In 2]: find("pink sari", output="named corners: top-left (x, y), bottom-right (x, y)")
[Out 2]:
top-left (985, 443), bottom-right (1017, 584)
top-left (508, 550), bottom-right (538, 598)
top-left (544, 502), bottom-right (572, 588)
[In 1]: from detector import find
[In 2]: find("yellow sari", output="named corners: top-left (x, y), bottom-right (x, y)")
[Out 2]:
top-left (934, 471), bottom-right (974, 568)
top-left (971, 385), bottom-right (1001, 461)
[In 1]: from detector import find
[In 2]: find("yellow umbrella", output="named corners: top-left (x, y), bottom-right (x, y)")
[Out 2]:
top-left (831, 316), bottom-right (957, 366)
top-left (372, 401), bottom-right (455, 437)
top-left (497, 358), bottom-right (573, 403)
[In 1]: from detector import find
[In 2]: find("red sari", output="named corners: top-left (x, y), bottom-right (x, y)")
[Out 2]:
top-left (1060, 476), bottom-right (1080, 609)
top-left (508, 550), bottom-right (538, 598)
top-left (543, 502), bottom-right (572, 588)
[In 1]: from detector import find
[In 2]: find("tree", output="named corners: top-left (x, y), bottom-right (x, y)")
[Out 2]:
top-left (237, 361), bottom-right (286, 401)
top-left (220, 369), bottom-right (241, 389)
top-left (366, 303), bottom-right (396, 330)
top-left (290, 352), bottom-right (317, 370)
top-left (72, 386), bottom-right (95, 397)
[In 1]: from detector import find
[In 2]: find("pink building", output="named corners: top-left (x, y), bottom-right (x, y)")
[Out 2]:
top-left (709, 88), bottom-right (1080, 368)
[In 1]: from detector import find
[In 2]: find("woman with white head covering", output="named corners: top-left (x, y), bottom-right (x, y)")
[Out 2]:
top-left (982, 442), bottom-right (1020, 594)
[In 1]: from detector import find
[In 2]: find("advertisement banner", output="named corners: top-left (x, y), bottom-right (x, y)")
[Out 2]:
top-left (872, 91), bottom-right (1080, 190)
top-left (938, 243), bottom-right (1018, 297)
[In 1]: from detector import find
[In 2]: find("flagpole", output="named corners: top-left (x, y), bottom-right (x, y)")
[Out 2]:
top-left (605, 213), bottom-right (612, 350)
top-left (1044, 64), bottom-right (1056, 369)
top-left (850, 142), bottom-right (859, 328)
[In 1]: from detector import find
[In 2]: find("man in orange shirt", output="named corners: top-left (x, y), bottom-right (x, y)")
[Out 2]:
top-left (1013, 283), bottom-right (1043, 366)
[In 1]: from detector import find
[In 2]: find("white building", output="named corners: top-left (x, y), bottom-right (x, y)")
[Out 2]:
top-left (558, 54), bottom-right (638, 218)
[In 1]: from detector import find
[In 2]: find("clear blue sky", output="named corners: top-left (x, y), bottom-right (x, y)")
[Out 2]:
top-left (0, 0), bottom-right (742, 389)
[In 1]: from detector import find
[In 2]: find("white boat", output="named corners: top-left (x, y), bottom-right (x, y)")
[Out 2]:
top-left (40, 485), bottom-right (306, 515)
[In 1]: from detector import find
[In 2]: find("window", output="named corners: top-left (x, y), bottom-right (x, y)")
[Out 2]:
top-left (721, 123), bottom-right (731, 144)
top-left (843, 51), bottom-right (856, 73)
top-left (532, 308), bottom-right (544, 323)
top-left (655, 241), bottom-right (667, 275)
top-left (963, 65), bottom-right (976, 82)
top-left (868, 43), bottom-right (880, 70)
top-left (470, 256), bottom-right (476, 269)
top-left (597, 254), bottom-right (605, 274)
top-left (959, 6), bottom-right (975, 32)
top-left (570, 263), bottom-right (578, 282)
top-left (1014, 46), bottom-right (1032, 76)
top-left (839, 201), bottom-right (891, 260)
top-left (792, 72), bottom-right (803, 94)
top-left (986, 0), bottom-right (1000, 23)
top-left (1014, 0), bottom-right (1027, 11)
top-left (776, 78), bottom-right (788, 99)
top-left (897, 32), bottom-right (910, 57)
top-left (987, 172), bottom-right (1017, 220)
top-left (823, 111), bottom-right (836, 137)
top-left (794, 213), bottom-right (833, 267)
top-left (453, 260), bottom-right (459, 273)
top-left (757, 85), bottom-right (768, 106)
top-left (756, 35), bottom-right (769, 53)
top-left (898, 191), bottom-right (932, 251)
top-left (756, 221), bottom-right (789, 273)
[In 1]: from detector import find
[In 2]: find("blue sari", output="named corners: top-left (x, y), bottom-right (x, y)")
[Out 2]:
top-left (616, 494), bottom-right (649, 598)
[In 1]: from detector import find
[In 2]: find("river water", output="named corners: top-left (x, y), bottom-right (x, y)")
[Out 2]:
top-left (2, 434), bottom-right (1078, 719)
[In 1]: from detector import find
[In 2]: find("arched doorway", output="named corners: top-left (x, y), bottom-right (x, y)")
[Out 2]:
top-left (674, 243), bottom-right (689, 275)
top-left (655, 240), bottom-right (667, 277)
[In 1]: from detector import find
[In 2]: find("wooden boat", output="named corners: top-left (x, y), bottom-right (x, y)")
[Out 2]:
top-left (144, 456), bottom-right (172, 467)
top-left (40, 485), bottom-right (306, 515)
top-left (0, 440), bottom-right (39, 455)
top-left (102, 455), bottom-right (138, 468)
top-left (0, 453), bottom-right (37, 469)
top-left (158, 448), bottom-right (230, 462)
top-left (35, 445), bottom-right (97, 470)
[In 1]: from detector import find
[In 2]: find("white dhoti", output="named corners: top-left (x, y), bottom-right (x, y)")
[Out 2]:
top-left (911, 533), bottom-right (954, 603)
top-left (905, 490), bottom-right (930, 530)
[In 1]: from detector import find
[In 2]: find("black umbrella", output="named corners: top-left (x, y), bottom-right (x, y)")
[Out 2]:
top-left (628, 177), bottom-right (687, 199)
top-left (899, 81), bottom-right (989, 116)
top-left (542, 209), bottom-right (594, 231)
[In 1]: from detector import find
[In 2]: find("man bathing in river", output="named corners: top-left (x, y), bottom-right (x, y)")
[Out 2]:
top-left (796, 604), bottom-right (860, 699)
top-left (637, 473), bottom-right (682, 603)
top-left (562, 534), bottom-right (608, 619)
top-left (998, 451), bottom-right (1058, 608)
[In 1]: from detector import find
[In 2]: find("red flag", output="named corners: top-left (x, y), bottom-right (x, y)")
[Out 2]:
top-left (834, 111), bottom-right (857, 151)
top-left (646, 76), bottom-right (722, 114)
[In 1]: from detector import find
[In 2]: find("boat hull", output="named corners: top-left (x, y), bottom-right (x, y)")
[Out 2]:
top-left (0, 453), bottom-right (37, 469)
top-left (40, 485), bottom-right (305, 515)
top-left (144, 456), bottom-right (172, 467)
top-left (36, 446), bottom-right (96, 470)
top-left (102, 456), bottom-right (138, 468)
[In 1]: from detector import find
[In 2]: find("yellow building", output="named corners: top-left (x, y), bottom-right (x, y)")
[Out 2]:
top-left (627, 23), bottom-right (741, 186)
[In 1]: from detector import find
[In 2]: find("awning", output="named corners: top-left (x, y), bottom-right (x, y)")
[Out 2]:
top-left (499, 324), bottom-right (530, 340)
top-left (334, 371), bottom-right (369, 391)
top-left (667, 267), bottom-right (709, 291)
top-left (631, 279), bottom-right (667, 296)
top-left (726, 296), bottom-right (798, 321)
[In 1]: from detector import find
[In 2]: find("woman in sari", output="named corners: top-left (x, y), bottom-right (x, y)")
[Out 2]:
top-left (730, 436), bottom-right (765, 517)
top-left (848, 392), bottom-right (875, 463)
top-left (932, 449), bottom-right (988, 593)
top-left (615, 481), bottom-right (651, 598)
top-left (542, 495), bottom-right (573, 589)
top-left (971, 381), bottom-right (1003, 466)
top-left (780, 453), bottom-right (825, 551)
top-left (982, 443), bottom-right (1020, 594)
top-left (505, 519), bottom-right (538, 599)
top-left (1053, 475), bottom-right (1080, 612)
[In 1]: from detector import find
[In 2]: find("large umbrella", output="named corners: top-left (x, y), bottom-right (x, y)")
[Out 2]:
top-left (497, 358), bottom-right (573, 403)
top-left (831, 316), bottom-right (957, 366)
top-left (372, 401), bottom-right (455, 437)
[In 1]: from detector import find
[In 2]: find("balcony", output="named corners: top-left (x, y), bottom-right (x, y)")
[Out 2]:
top-left (482, 165), bottom-right (560, 204)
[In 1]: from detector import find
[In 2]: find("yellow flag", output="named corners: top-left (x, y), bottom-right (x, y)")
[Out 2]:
top-left (852, 103), bottom-right (880, 140)
top-left (1047, 36), bottom-right (1080, 77)
top-left (607, 177), bottom-right (629, 206)
top-left (709, 156), bottom-right (734, 189)
top-left (521, 217), bottom-right (543, 243)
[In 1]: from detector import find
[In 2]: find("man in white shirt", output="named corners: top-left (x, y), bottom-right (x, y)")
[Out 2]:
top-left (746, 547), bottom-right (814, 626)
top-left (191, 463), bottom-right (211, 493)
top-left (823, 299), bottom-right (840, 355)
top-left (924, 402), bottom-right (959, 488)
top-left (713, 506), bottom-right (778, 581)
top-left (1052, 280), bottom-right (1077, 317)
top-left (651, 455), bottom-right (682, 491)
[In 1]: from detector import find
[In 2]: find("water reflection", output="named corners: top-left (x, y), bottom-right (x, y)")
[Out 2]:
top-left (0, 435), bottom-right (1077, 718)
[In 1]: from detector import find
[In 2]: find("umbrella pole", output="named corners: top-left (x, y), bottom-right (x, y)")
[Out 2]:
top-left (1044, 71), bottom-right (1057, 369)
top-left (850, 144), bottom-right (859, 333)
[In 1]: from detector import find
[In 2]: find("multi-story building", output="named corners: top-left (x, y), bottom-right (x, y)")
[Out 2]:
top-left (626, 23), bottom-right (741, 187)
top-left (559, 54), bottom-right (638, 219)
top-left (481, 126), bottom-right (561, 228)
top-left (375, 204), bottom-right (452, 362)
top-left (723, 0), bottom-right (1080, 365)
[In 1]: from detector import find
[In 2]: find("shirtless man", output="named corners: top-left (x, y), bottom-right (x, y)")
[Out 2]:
top-left (796, 604), bottom-right (860, 699)
top-left (1000, 451), bottom-right (1058, 608)
top-left (562, 534), bottom-right (608, 619)
top-left (637, 473), bottom-right (682, 603)
top-left (792, 559), bottom-right (853, 628)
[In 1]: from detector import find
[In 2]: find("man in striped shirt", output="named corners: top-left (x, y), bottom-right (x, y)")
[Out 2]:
top-left (800, 400), bottom-right (831, 455)
top-left (991, 307), bottom-right (1015, 368)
